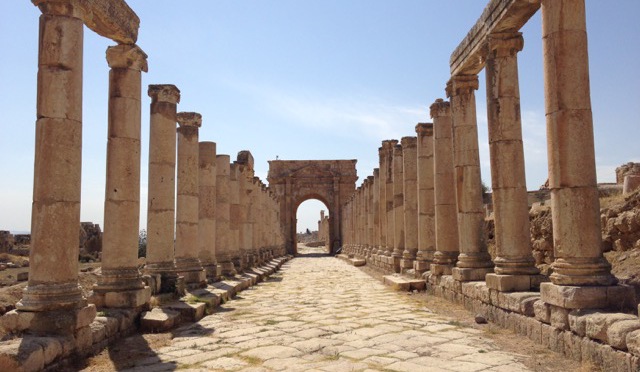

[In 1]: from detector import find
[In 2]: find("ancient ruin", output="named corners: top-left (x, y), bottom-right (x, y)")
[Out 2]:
top-left (0, 0), bottom-right (639, 371)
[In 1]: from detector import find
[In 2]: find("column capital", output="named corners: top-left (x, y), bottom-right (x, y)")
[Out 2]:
top-left (393, 143), bottom-right (403, 156)
top-left (367, 175), bottom-right (375, 182)
top-left (381, 139), bottom-right (399, 152)
top-left (487, 32), bottom-right (524, 58)
top-left (106, 44), bottom-right (148, 72)
top-left (148, 84), bottom-right (180, 104)
top-left (373, 168), bottom-right (380, 177)
top-left (32, 0), bottom-right (80, 17)
top-left (429, 99), bottom-right (451, 119)
top-left (401, 136), bottom-right (417, 148)
top-left (446, 75), bottom-right (479, 98)
top-left (177, 112), bottom-right (202, 128)
top-left (415, 123), bottom-right (434, 136)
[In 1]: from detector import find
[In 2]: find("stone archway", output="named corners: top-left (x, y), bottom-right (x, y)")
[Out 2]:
top-left (268, 160), bottom-right (358, 255)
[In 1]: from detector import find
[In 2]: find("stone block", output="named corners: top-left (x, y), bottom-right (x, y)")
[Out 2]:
top-left (607, 285), bottom-right (637, 311)
top-left (627, 329), bottom-right (640, 357)
top-left (351, 258), bottom-right (366, 267)
top-left (568, 309), bottom-right (600, 337)
top-left (540, 323), bottom-right (553, 348)
top-left (430, 263), bottom-right (453, 276)
top-left (452, 267), bottom-right (492, 282)
top-left (383, 276), bottom-right (410, 291)
top-left (534, 300), bottom-right (551, 324)
top-left (74, 325), bottom-right (93, 352)
top-left (607, 319), bottom-right (640, 350)
top-left (549, 305), bottom-right (570, 330)
top-left (103, 287), bottom-right (151, 308)
top-left (525, 317), bottom-right (542, 343)
top-left (17, 272), bottom-right (28, 282)
top-left (165, 302), bottom-right (206, 323)
top-left (563, 331), bottom-right (582, 362)
top-left (540, 282), bottom-right (607, 309)
top-left (496, 291), bottom-right (539, 314)
top-left (90, 321), bottom-right (107, 345)
top-left (0, 338), bottom-right (45, 372)
top-left (30, 337), bottom-right (63, 366)
top-left (485, 273), bottom-right (532, 292)
top-left (586, 312), bottom-right (638, 344)
top-left (140, 308), bottom-right (180, 333)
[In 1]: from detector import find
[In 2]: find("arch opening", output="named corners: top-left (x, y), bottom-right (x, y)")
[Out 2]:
top-left (295, 197), bottom-right (332, 256)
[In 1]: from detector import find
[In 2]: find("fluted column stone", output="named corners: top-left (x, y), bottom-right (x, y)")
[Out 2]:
top-left (415, 123), bottom-right (435, 275)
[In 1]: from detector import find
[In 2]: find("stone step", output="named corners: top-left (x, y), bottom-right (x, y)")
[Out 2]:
top-left (140, 308), bottom-right (181, 333)
top-left (383, 275), bottom-right (426, 291)
top-left (165, 302), bottom-right (207, 323)
top-left (184, 289), bottom-right (221, 310)
top-left (351, 258), bottom-right (366, 267)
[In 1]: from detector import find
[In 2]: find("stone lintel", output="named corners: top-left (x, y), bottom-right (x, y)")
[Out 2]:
top-left (148, 84), bottom-right (180, 104)
top-left (106, 44), bottom-right (148, 72)
top-left (449, 0), bottom-right (540, 76)
top-left (540, 282), bottom-right (636, 310)
top-left (177, 112), bottom-right (202, 128)
top-left (33, 0), bottom-right (140, 44)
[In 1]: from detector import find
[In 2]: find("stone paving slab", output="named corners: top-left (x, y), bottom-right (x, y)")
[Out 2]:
top-left (95, 247), bottom-right (534, 371)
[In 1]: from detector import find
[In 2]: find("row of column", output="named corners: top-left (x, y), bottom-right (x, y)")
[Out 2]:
top-left (19, 0), bottom-right (285, 335)
top-left (342, 0), bottom-right (621, 310)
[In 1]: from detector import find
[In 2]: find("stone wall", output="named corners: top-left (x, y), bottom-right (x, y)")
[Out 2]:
top-left (0, 232), bottom-right (13, 253)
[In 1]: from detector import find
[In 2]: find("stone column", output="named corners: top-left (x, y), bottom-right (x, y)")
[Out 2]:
top-left (198, 142), bottom-right (218, 279)
top-left (251, 177), bottom-right (263, 265)
top-left (372, 168), bottom-right (380, 257)
top-left (484, 32), bottom-right (540, 292)
top-left (229, 163), bottom-right (242, 272)
top-left (414, 123), bottom-right (435, 275)
top-left (17, 0), bottom-right (90, 328)
top-left (377, 147), bottom-right (388, 257)
top-left (175, 112), bottom-right (206, 286)
top-left (383, 140), bottom-right (398, 258)
top-left (144, 84), bottom-right (180, 293)
top-left (216, 155), bottom-right (236, 276)
top-left (392, 143), bottom-right (405, 273)
top-left (430, 100), bottom-right (460, 276)
top-left (401, 136), bottom-right (418, 272)
top-left (447, 75), bottom-right (494, 281)
top-left (92, 44), bottom-right (150, 308)
top-left (367, 176), bottom-right (375, 256)
top-left (540, 0), bottom-right (620, 309)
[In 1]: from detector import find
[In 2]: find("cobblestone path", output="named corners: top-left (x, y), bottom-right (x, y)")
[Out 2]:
top-left (117, 247), bottom-right (532, 371)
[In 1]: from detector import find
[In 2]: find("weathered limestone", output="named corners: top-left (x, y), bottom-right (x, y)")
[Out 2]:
top-left (377, 147), bottom-right (388, 257)
top-left (31, 0), bottom-right (140, 44)
top-left (430, 100), bottom-right (460, 276)
top-left (237, 152), bottom-right (255, 269)
top-left (447, 75), bottom-right (494, 281)
top-left (372, 168), bottom-right (380, 257)
top-left (392, 144), bottom-right (405, 273)
top-left (367, 175), bottom-right (375, 257)
top-left (382, 140), bottom-right (398, 260)
top-left (17, 0), bottom-right (88, 329)
top-left (540, 0), bottom-right (620, 309)
top-left (216, 155), bottom-right (236, 276)
top-left (92, 44), bottom-right (150, 308)
top-left (400, 137), bottom-right (418, 272)
top-left (414, 123), bottom-right (435, 275)
top-left (229, 163), bottom-right (242, 272)
top-left (145, 84), bottom-right (181, 293)
top-left (198, 142), bottom-right (218, 280)
top-left (484, 32), bottom-right (539, 291)
top-left (175, 112), bottom-right (206, 286)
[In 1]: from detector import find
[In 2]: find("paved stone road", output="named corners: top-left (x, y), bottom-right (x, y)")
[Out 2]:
top-left (122, 247), bottom-right (531, 371)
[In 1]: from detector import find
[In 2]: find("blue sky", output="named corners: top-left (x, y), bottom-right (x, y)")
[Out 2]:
top-left (1, 1), bottom-right (639, 234)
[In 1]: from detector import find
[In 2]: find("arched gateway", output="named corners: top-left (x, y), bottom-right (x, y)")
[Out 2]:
top-left (268, 160), bottom-right (358, 255)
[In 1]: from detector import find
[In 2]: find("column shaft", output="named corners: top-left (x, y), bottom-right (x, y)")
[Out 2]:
top-left (216, 155), bottom-right (236, 276)
top-left (415, 123), bottom-right (435, 275)
top-left (377, 147), bottom-right (387, 255)
top-left (20, 5), bottom-right (85, 312)
top-left (484, 33), bottom-right (539, 291)
top-left (175, 112), bottom-right (205, 285)
top-left (93, 44), bottom-right (150, 307)
top-left (541, 0), bottom-right (614, 286)
top-left (145, 84), bottom-right (180, 292)
top-left (401, 136), bottom-right (418, 271)
top-left (430, 100), bottom-right (460, 276)
top-left (198, 142), bottom-right (218, 279)
top-left (392, 144), bottom-right (405, 273)
top-left (448, 75), bottom-right (494, 281)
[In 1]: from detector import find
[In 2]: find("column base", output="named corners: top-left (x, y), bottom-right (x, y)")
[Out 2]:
top-left (400, 258), bottom-right (414, 270)
top-left (416, 251), bottom-right (435, 263)
top-left (452, 267), bottom-right (493, 282)
top-left (413, 260), bottom-right (430, 274)
top-left (430, 263), bottom-right (454, 276)
top-left (179, 270), bottom-right (207, 287)
top-left (485, 273), bottom-right (547, 292)
top-left (10, 303), bottom-right (96, 335)
top-left (144, 261), bottom-right (181, 294)
top-left (540, 282), bottom-right (636, 310)
top-left (16, 281), bottom-right (86, 312)
top-left (90, 287), bottom-right (151, 308)
top-left (219, 262), bottom-right (237, 277)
